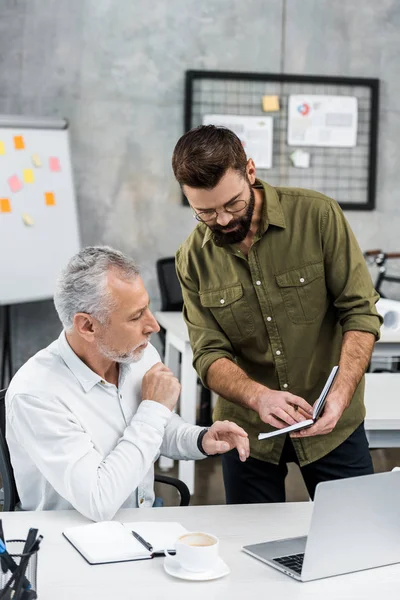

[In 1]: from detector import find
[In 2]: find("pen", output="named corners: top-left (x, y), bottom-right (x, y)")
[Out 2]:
top-left (131, 531), bottom-right (153, 553)
top-left (0, 519), bottom-right (7, 573)
top-left (12, 530), bottom-right (39, 600)
top-left (0, 540), bottom-right (31, 591)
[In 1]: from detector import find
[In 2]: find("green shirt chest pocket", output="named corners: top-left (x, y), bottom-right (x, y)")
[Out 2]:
top-left (275, 261), bottom-right (327, 324)
top-left (200, 283), bottom-right (255, 342)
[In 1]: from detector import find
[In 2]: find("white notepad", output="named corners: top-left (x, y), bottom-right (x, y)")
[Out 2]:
top-left (258, 366), bottom-right (339, 440)
top-left (63, 521), bottom-right (187, 565)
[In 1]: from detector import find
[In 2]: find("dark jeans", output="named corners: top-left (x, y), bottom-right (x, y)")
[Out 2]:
top-left (222, 422), bottom-right (374, 503)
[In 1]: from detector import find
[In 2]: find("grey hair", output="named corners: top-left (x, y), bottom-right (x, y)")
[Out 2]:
top-left (54, 246), bottom-right (140, 331)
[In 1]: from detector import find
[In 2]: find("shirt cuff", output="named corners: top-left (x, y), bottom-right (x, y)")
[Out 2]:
top-left (341, 314), bottom-right (383, 341)
top-left (197, 428), bottom-right (209, 456)
top-left (133, 400), bottom-right (173, 434)
top-left (196, 351), bottom-right (235, 387)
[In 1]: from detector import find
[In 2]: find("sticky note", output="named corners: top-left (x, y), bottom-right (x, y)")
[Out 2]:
top-left (14, 136), bottom-right (25, 150)
top-left (0, 141), bottom-right (5, 155)
top-left (0, 198), bottom-right (11, 213)
top-left (32, 154), bottom-right (41, 167)
top-left (45, 192), bottom-right (56, 206)
top-left (262, 95), bottom-right (280, 112)
top-left (49, 157), bottom-right (61, 172)
top-left (22, 213), bottom-right (34, 226)
top-left (23, 169), bottom-right (35, 184)
top-left (8, 174), bottom-right (23, 193)
top-left (290, 149), bottom-right (311, 169)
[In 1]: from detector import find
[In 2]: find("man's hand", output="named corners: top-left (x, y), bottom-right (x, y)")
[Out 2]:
top-left (254, 389), bottom-right (313, 428)
top-left (141, 362), bottom-right (180, 411)
top-left (290, 391), bottom-right (347, 438)
top-left (201, 421), bottom-right (250, 462)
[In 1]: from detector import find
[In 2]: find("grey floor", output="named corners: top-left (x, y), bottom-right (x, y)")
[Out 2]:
top-left (155, 448), bottom-right (400, 506)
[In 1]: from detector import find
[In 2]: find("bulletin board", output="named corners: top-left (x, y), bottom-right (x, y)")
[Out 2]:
top-left (183, 70), bottom-right (379, 211)
top-left (0, 115), bottom-right (80, 305)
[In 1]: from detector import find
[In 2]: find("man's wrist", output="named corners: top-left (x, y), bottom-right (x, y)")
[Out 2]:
top-left (197, 428), bottom-right (209, 456)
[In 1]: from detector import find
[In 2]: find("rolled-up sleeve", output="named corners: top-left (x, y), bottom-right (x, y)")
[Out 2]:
top-left (322, 199), bottom-right (383, 339)
top-left (176, 246), bottom-right (235, 386)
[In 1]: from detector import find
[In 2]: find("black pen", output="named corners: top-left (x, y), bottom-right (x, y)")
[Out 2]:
top-left (131, 531), bottom-right (153, 553)
top-left (0, 519), bottom-right (7, 573)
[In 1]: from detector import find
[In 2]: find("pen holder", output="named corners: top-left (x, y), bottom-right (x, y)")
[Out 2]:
top-left (0, 539), bottom-right (38, 596)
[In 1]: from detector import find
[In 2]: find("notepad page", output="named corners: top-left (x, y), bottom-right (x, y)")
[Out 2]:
top-left (64, 521), bottom-right (150, 564)
top-left (123, 522), bottom-right (187, 552)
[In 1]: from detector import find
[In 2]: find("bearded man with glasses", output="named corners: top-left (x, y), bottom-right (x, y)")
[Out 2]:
top-left (171, 124), bottom-right (382, 505)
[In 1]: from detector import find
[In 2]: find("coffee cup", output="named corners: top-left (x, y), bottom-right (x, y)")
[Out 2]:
top-left (164, 531), bottom-right (219, 573)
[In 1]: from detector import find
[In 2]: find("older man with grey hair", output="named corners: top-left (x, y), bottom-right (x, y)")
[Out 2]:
top-left (6, 246), bottom-right (249, 521)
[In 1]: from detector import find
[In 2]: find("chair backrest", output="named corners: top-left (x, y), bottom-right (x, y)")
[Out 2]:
top-left (156, 257), bottom-right (183, 312)
top-left (0, 388), bottom-right (19, 511)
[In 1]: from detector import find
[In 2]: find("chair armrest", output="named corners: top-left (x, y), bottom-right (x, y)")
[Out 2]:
top-left (154, 474), bottom-right (190, 506)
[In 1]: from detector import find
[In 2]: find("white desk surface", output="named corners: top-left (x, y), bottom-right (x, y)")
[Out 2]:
top-left (155, 310), bottom-right (400, 345)
top-left (3, 503), bottom-right (400, 599)
top-left (364, 373), bottom-right (400, 430)
top-left (155, 311), bottom-right (190, 342)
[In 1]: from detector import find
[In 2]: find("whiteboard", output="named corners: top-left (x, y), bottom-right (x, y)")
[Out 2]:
top-left (0, 116), bottom-right (80, 305)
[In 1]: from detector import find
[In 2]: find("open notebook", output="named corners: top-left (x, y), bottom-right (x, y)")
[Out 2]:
top-left (63, 521), bottom-right (187, 565)
top-left (258, 366), bottom-right (339, 440)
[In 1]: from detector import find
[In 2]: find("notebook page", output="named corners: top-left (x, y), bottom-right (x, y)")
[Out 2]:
top-left (63, 521), bottom-right (150, 564)
top-left (123, 522), bottom-right (187, 552)
top-left (312, 366), bottom-right (339, 420)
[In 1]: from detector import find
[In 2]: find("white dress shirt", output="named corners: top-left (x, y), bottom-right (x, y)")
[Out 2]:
top-left (6, 332), bottom-right (205, 521)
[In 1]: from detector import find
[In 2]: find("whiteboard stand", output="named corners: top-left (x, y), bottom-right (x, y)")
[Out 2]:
top-left (0, 115), bottom-right (81, 386)
top-left (1, 305), bottom-right (12, 389)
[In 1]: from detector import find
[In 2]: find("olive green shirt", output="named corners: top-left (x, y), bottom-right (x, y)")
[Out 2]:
top-left (176, 180), bottom-right (382, 466)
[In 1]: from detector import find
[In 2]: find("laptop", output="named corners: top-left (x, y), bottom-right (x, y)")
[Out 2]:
top-left (242, 471), bottom-right (400, 581)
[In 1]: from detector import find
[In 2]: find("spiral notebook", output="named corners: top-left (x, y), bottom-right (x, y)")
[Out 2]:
top-left (63, 521), bottom-right (187, 565)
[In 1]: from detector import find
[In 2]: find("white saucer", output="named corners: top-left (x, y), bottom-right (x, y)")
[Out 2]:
top-left (163, 556), bottom-right (230, 581)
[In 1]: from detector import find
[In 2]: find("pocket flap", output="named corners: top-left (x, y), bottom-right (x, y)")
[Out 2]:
top-left (275, 262), bottom-right (324, 288)
top-left (200, 284), bottom-right (243, 308)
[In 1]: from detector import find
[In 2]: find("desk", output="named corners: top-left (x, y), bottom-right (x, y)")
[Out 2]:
top-left (2, 503), bottom-right (400, 599)
top-left (365, 373), bottom-right (400, 447)
top-left (155, 312), bottom-right (197, 494)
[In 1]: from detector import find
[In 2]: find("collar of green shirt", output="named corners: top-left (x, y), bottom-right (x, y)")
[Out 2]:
top-left (201, 178), bottom-right (286, 248)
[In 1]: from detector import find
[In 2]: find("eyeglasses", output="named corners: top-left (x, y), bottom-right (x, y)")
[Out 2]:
top-left (193, 199), bottom-right (248, 223)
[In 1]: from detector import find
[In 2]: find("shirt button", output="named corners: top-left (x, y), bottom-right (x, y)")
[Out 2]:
top-left (139, 498), bottom-right (145, 505)
top-left (283, 383), bottom-right (288, 389)
top-left (255, 280), bottom-right (261, 286)
top-left (100, 380), bottom-right (105, 385)
top-left (267, 317), bottom-right (272, 322)
top-left (299, 277), bottom-right (305, 283)
top-left (220, 299), bottom-right (225, 304)
top-left (276, 350), bottom-right (281, 356)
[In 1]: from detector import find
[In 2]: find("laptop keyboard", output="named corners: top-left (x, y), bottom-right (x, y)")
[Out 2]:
top-left (273, 553), bottom-right (304, 575)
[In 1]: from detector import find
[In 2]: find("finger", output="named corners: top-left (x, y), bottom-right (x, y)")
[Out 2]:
top-left (209, 440), bottom-right (231, 454)
top-left (281, 403), bottom-right (307, 424)
top-left (273, 407), bottom-right (297, 426)
top-left (291, 416), bottom-right (331, 438)
top-left (211, 421), bottom-right (248, 437)
top-left (290, 395), bottom-right (313, 415)
top-left (266, 415), bottom-right (288, 429)
top-left (226, 435), bottom-right (248, 461)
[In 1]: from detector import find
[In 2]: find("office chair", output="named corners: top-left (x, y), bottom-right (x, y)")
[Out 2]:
top-left (0, 389), bottom-right (190, 510)
top-left (156, 257), bottom-right (212, 426)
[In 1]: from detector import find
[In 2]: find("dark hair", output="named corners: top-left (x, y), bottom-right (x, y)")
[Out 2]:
top-left (172, 125), bottom-right (247, 189)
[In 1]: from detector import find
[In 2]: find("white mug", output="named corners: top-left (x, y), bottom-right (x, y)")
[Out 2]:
top-left (164, 531), bottom-right (219, 573)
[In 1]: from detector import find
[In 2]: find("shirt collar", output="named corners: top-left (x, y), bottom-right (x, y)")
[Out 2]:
top-left (201, 178), bottom-right (286, 248)
top-left (57, 331), bottom-right (128, 393)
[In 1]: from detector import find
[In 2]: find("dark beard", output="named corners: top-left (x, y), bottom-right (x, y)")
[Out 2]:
top-left (210, 186), bottom-right (256, 247)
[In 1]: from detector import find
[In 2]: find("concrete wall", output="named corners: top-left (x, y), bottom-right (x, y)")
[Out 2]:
top-left (0, 0), bottom-right (399, 374)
